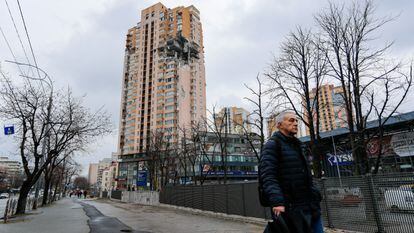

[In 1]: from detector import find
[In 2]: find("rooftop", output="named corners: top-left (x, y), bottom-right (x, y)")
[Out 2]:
top-left (299, 111), bottom-right (414, 142)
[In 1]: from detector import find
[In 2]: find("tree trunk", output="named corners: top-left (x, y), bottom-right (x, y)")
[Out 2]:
top-left (52, 180), bottom-right (59, 202)
top-left (42, 176), bottom-right (52, 205)
top-left (15, 179), bottom-right (32, 214)
top-left (311, 143), bottom-right (323, 178)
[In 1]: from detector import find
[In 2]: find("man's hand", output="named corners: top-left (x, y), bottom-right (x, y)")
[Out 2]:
top-left (272, 206), bottom-right (285, 216)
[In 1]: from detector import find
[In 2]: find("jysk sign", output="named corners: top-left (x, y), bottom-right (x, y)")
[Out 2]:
top-left (4, 126), bottom-right (14, 135)
top-left (327, 152), bottom-right (353, 166)
top-left (137, 171), bottom-right (147, 187)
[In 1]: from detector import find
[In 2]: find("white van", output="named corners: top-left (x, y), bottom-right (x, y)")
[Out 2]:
top-left (384, 188), bottom-right (414, 212)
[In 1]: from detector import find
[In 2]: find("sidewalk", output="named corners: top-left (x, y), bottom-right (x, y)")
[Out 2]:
top-left (0, 198), bottom-right (89, 233)
top-left (83, 199), bottom-right (265, 233)
top-left (84, 199), bottom-right (358, 233)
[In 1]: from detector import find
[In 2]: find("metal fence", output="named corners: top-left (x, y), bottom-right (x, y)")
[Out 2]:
top-left (160, 173), bottom-right (414, 233)
top-left (160, 182), bottom-right (271, 219)
top-left (111, 190), bottom-right (122, 200)
top-left (2, 195), bottom-right (43, 222)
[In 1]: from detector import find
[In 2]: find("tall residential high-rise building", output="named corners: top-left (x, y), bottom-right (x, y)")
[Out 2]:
top-left (214, 107), bottom-right (251, 135)
top-left (117, 3), bottom-right (206, 188)
top-left (88, 163), bottom-right (98, 185)
top-left (304, 84), bottom-right (347, 135)
top-left (267, 113), bottom-right (278, 138)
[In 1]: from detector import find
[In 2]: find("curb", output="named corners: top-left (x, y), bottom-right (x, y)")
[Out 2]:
top-left (158, 203), bottom-right (268, 225)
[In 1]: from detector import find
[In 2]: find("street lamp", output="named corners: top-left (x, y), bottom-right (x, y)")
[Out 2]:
top-left (5, 60), bottom-right (53, 209)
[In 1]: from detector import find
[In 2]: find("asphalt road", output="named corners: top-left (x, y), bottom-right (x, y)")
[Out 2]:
top-left (79, 201), bottom-right (146, 233)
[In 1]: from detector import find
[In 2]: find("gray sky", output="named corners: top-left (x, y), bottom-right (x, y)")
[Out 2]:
top-left (0, 0), bottom-right (413, 175)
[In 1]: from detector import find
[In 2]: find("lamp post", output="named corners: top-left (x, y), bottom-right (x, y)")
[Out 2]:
top-left (5, 60), bottom-right (53, 209)
top-left (331, 136), bottom-right (343, 188)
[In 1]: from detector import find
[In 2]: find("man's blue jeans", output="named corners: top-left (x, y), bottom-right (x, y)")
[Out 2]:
top-left (312, 215), bottom-right (324, 233)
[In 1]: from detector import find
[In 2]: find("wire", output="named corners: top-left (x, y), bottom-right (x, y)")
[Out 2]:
top-left (16, 0), bottom-right (41, 79)
top-left (4, 0), bottom-right (33, 72)
top-left (0, 25), bottom-right (26, 75)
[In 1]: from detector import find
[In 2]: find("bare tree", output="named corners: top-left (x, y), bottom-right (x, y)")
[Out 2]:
top-left (266, 27), bottom-right (328, 178)
top-left (73, 176), bottom-right (88, 190)
top-left (62, 160), bottom-right (81, 196)
top-left (190, 120), bottom-right (213, 185)
top-left (0, 70), bottom-right (111, 214)
top-left (241, 75), bottom-right (272, 160)
top-left (368, 65), bottom-right (413, 173)
top-left (316, 0), bottom-right (412, 174)
top-left (146, 129), bottom-right (174, 190)
top-left (207, 106), bottom-right (230, 184)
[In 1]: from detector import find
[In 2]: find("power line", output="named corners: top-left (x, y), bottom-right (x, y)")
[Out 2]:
top-left (16, 0), bottom-right (41, 79)
top-left (0, 25), bottom-right (26, 75)
top-left (4, 0), bottom-right (33, 70)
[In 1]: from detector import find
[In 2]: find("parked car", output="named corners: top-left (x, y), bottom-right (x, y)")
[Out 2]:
top-left (385, 188), bottom-right (414, 212)
top-left (0, 193), bottom-right (10, 199)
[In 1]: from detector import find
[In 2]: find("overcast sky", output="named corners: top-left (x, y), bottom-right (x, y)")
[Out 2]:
top-left (0, 0), bottom-right (413, 175)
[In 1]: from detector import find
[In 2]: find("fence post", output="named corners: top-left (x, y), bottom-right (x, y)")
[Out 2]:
top-left (212, 184), bottom-right (217, 212)
top-left (201, 186), bottom-right (204, 210)
top-left (366, 174), bottom-right (385, 233)
top-left (242, 183), bottom-right (246, 217)
top-left (191, 186), bottom-right (194, 209)
top-left (225, 184), bottom-right (229, 214)
top-left (320, 177), bottom-right (333, 228)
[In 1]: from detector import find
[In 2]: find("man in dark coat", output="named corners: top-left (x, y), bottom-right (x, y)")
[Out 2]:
top-left (259, 111), bottom-right (323, 233)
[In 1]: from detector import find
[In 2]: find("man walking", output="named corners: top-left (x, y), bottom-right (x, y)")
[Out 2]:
top-left (259, 111), bottom-right (323, 233)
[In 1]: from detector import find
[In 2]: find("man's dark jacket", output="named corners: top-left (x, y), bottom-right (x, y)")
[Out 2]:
top-left (259, 131), bottom-right (321, 211)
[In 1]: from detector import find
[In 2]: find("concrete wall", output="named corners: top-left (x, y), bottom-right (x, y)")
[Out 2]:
top-left (119, 191), bottom-right (160, 206)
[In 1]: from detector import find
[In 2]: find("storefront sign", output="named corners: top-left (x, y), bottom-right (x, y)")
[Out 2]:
top-left (391, 131), bottom-right (414, 157)
top-left (327, 152), bottom-right (353, 166)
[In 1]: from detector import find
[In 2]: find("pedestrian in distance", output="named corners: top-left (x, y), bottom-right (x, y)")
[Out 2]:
top-left (83, 190), bottom-right (87, 199)
top-left (259, 111), bottom-right (323, 233)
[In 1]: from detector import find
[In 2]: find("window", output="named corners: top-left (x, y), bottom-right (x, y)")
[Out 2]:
top-left (165, 112), bottom-right (175, 118)
top-left (165, 105), bottom-right (174, 110)
top-left (164, 119), bottom-right (175, 125)
top-left (165, 97), bottom-right (175, 103)
top-left (165, 91), bottom-right (174, 96)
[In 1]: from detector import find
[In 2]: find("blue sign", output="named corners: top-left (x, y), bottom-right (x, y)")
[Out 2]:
top-left (4, 126), bottom-right (14, 135)
top-left (137, 171), bottom-right (147, 187)
top-left (327, 152), bottom-right (353, 166)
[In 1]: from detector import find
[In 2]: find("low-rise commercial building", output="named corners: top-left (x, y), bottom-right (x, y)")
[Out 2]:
top-left (300, 111), bottom-right (414, 176)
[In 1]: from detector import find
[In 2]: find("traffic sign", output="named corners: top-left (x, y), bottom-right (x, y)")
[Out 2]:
top-left (4, 125), bottom-right (14, 135)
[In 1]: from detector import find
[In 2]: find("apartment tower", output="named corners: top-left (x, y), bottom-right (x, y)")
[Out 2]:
top-left (117, 3), bottom-right (206, 188)
top-left (304, 84), bottom-right (347, 135)
top-left (214, 107), bottom-right (251, 135)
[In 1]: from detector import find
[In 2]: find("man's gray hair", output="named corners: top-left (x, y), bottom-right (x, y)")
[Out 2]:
top-left (275, 111), bottom-right (296, 126)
